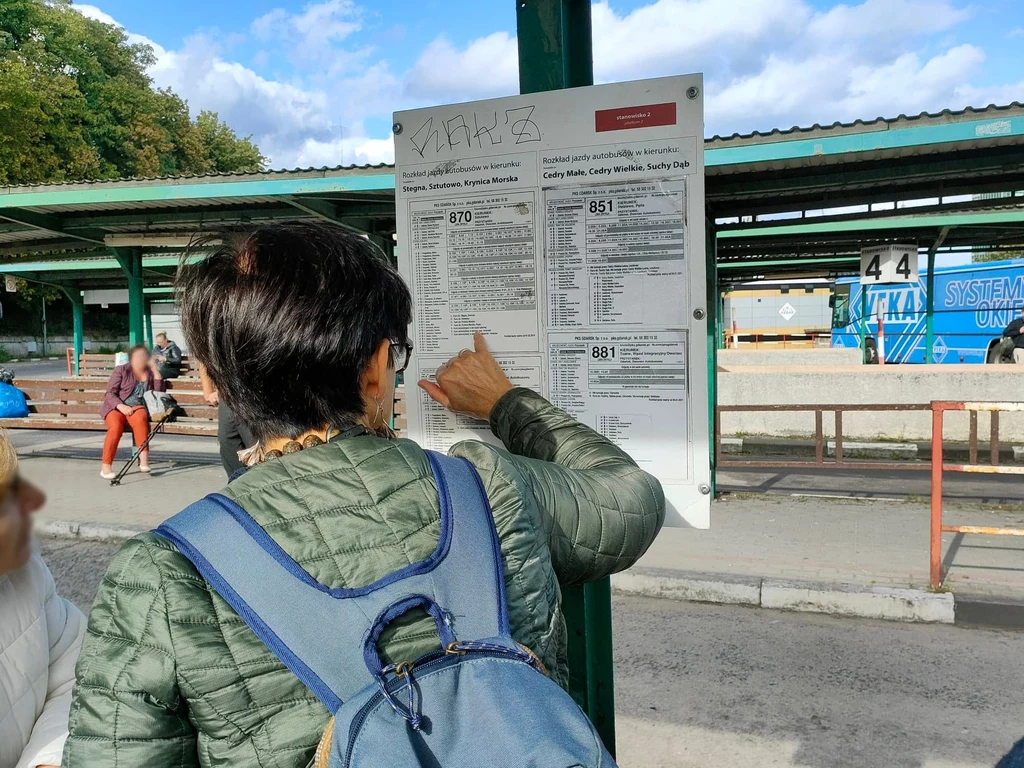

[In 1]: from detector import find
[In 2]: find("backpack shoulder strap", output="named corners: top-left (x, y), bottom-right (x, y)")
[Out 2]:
top-left (155, 451), bottom-right (514, 710)
top-left (421, 451), bottom-right (511, 640)
top-left (156, 496), bottom-right (372, 711)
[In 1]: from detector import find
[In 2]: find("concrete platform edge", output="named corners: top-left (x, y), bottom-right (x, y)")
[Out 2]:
top-left (37, 521), bottom-right (1011, 629)
top-left (613, 567), bottom-right (960, 626)
top-left (37, 519), bottom-right (145, 542)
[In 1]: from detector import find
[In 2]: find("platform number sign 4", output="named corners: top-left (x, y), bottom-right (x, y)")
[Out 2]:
top-left (860, 244), bottom-right (918, 284)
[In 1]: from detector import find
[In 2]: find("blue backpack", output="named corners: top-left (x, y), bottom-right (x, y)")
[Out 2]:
top-left (156, 451), bottom-right (616, 768)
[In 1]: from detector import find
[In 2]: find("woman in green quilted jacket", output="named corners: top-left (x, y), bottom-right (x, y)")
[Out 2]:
top-left (63, 221), bottom-right (665, 767)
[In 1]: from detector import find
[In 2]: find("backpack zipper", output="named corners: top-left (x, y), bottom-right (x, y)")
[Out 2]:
top-left (341, 645), bottom-right (537, 767)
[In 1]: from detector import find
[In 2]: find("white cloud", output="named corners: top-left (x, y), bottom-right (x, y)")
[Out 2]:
top-left (402, 0), bottom-right (1003, 138)
top-left (403, 32), bottom-right (519, 103)
top-left (252, 0), bottom-right (366, 72)
top-left (76, 0), bottom-right (1022, 170)
top-left (76, 3), bottom-right (167, 52)
top-left (591, 0), bottom-right (811, 83)
top-left (74, 3), bottom-right (394, 168)
top-left (291, 135), bottom-right (395, 167)
top-left (710, 44), bottom-right (988, 134)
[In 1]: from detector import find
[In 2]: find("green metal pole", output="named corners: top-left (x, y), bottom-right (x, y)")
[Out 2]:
top-left (144, 301), bottom-right (154, 349)
top-left (517, 1), bottom-right (616, 755)
top-left (925, 250), bottom-right (936, 363)
top-left (72, 295), bottom-right (83, 376)
top-left (707, 221), bottom-right (717, 496)
top-left (114, 248), bottom-right (145, 346)
top-left (859, 287), bottom-right (868, 363)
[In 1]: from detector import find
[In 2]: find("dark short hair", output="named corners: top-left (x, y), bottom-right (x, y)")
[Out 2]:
top-left (177, 221), bottom-right (412, 443)
top-left (128, 344), bottom-right (149, 360)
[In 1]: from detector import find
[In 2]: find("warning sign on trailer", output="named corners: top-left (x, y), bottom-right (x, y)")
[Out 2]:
top-left (393, 74), bottom-right (709, 528)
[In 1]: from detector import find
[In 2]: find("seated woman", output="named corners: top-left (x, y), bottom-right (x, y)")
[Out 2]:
top-left (0, 434), bottom-right (85, 768)
top-left (99, 344), bottom-right (165, 479)
top-left (63, 221), bottom-right (665, 767)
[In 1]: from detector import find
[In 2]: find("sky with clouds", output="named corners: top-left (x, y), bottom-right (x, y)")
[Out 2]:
top-left (75, 0), bottom-right (1024, 170)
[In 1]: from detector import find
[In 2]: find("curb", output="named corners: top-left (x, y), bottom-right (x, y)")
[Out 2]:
top-left (39, 523), bottom-right (1019, 630)
top-left (37, 520), bottom-right (142, 542)
top-left (954, 594), bottom-right (1024, 629)
top-left (613, 567), bottom-right (959, 625)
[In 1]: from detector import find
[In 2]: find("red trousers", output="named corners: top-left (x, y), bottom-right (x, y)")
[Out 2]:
top-left (103, 407), bottom-right (150, 464)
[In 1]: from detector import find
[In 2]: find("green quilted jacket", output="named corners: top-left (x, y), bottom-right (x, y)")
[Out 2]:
top-left (64, 388), bottom-right (664, 767)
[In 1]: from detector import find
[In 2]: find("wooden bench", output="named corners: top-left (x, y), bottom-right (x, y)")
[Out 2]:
top-left (5, 377), bottom-right (217, 435)
top-left (9, 374), bottom-right (407, 439)
top-left (68, 350), bottom-right (197, 378)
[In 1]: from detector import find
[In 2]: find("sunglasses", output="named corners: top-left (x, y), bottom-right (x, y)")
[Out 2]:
top-left (390, 342), bottom-right (413, 374)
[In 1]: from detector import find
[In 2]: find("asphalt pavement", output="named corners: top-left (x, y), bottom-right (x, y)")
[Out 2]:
top-left (6, 358), bottom-right (69, 379)
top-left (39, 537), bottom-right (1024, 768)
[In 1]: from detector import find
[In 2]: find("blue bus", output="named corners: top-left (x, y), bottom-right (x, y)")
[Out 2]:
top-left (830, 258), bottom-right (1024, 363)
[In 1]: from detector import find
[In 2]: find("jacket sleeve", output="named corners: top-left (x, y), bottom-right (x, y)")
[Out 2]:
top-left (166, 344), bottom-right (183, 365)
top-left (14, 558), bottom-right (86, 768)
top-left (63, 537), bottom-right (198, 768)
top-left (456, 388), bottom-right (665, 585)
top-left (152, 373), bottom-right (168, 393)
top-left (100, 368), bottom-right (125, 414)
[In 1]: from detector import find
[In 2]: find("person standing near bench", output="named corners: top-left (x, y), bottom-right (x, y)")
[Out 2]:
top-left (198, 362), bottom-right (255, 478)
top-left (152, 332), bottom-right (183, 379)
top-left (99, 345), bottom-right (165, 480)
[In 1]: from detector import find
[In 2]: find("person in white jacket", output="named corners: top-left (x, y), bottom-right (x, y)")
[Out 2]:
top-left (0, 435), bottom-right (85, 768)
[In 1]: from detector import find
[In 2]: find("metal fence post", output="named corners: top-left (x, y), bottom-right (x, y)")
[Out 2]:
top-left (516, 1), bottom-right (616, 755)
top-left (930, 405), bottom-right (944, 589)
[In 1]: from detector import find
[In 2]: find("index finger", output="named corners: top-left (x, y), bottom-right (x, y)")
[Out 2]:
top-left (473, 331), bottom-right (490, 355)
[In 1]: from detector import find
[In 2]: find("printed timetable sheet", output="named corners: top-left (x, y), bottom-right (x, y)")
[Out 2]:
top-left (394, 75), bottom-right (710, 527)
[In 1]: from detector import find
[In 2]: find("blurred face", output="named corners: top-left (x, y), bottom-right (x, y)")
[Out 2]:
top-left (130, 348), bottom-right (150, 374)
top-left (156, 335), bottom-right (167, 348)
top-left (0, 475), bottom-right (46, 575)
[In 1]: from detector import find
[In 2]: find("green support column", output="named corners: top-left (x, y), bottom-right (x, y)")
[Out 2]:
top-left (923, 231), bottom-right (951, 364)
top-left (706, 222), bottom-right (718, 496)
top-left (925, 250), bottom-right (936, 363)
top-left (517, 1), bottom-right (615, 755)
top-left (114, 248), bottom-right (145, 346)
top-left (144, 301), bottom-right (154, 349)
top-left (62, 288), bottom-right (84, 376)
top-left (859, 287), bottom-right (868, 363)
top-left (716, 289), bottom-right (725, 351)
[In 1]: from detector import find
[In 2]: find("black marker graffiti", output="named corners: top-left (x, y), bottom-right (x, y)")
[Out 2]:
top-left (409, 117), bottom-right (443, 159)
top-left (505, 105), bottom-right (541, 145)
top-left (473, 111), bottom-right (502, 147)
top-left (407, 105), bottom-right (543, 158)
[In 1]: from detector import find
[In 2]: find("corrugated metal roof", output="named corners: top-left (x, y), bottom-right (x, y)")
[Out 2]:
top-left (0, 163), bottom-right (393, 193)
top-left (706, 102), bottom-right (1024, 146)
top-left (1, 103), bottom-right (1020, 194)
top-left (24, 195), bottom-right (285, 214)
top-left (0, 229), bottom-right (62, 245)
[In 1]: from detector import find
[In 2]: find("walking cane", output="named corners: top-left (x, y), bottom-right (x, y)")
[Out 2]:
top-left (110, 414), bottom-right (172, 486)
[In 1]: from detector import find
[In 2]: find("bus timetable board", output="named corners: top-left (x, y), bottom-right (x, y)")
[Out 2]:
top-left (393, 74), bottom-right (709, 528)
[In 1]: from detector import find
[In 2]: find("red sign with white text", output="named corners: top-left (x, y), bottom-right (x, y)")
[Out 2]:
top-left (595, 102), bottom-right (677, 133)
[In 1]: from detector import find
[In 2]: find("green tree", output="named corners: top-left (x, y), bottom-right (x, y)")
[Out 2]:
top-left (0, 0), bottom-right (266, 186)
